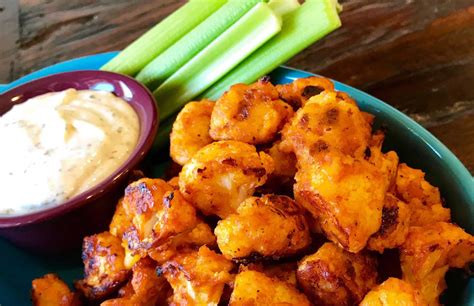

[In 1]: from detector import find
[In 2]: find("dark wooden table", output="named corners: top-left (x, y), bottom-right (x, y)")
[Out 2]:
top-left (1, 0), bottom-right (473, 173)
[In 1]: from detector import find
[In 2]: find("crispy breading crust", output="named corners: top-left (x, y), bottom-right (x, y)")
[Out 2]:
top-left (297, 242), bottom-right (378, 306)
top-left (32, 274), bottom-right (80, 306)
top-left (122, 178), bottom-right (198, 252)
top-left (75, 232), bottom-right (130, 300)
top-left (367, 193), bottom-right (411, 253)
top-left (229, 270), bottom-right (310, 306)
top-left (159, 246), bottom-right (234, 305)
top-left (276, 76), bottom-right (335, 109)
top-left (179, 140), bottom-right (274, 218)
top-left (395, 163), bottom-right (451, 226)
top-left (210, 79), bottom-right (294, 144)
top-left (170, 100), bottom-right (215, 166)
top-left (215, 194), bottom-right (311, 261)
top-left (400, 222), bottom-right (474, 305)
top-left (360, 278), bottom-right (427, 306)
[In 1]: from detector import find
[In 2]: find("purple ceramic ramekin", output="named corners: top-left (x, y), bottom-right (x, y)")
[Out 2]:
top-left (0, 70), bottom-right (158, 254)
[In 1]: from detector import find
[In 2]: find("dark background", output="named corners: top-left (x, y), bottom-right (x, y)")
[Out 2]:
top-left (1, 0), bottom-right (472, 172)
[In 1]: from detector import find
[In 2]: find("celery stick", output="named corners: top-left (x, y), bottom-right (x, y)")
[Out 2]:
top-left (201, 0), bottom-right (341, 100)
top-left (154, 2), bottom-right (282, 121)
top-left (136, 0), bottom-right (263, 90)
top-left (268, 0), bottom-right (300, 16)
top-left (101, 0), bottom-right (226, 76)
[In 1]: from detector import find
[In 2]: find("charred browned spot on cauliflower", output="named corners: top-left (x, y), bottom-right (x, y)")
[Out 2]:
top-left (75, 232), bottom-right (130, 300)
top-left (280, 90), bottom-right (372, 162)
top-left (276, 76), bottom-right (335, 109)
top-left (210, 80), bottom-right (293, 144)
top-left (297, 242), bottom-right (378, 306)
top-left (122, 178), bottom-right (198, 252)
top-left (367, 193), bottom-right (411, 253)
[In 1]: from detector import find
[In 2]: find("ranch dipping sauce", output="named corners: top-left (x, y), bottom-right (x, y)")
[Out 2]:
top-left (0, 89), bottom-right (139, 215)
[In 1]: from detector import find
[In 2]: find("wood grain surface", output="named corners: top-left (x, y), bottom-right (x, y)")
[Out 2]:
top-left (1, 0), bottom-right (473, 173)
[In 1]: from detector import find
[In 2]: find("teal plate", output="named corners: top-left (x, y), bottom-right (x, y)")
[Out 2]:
top-left (0, 52), bottom-right (472, 305)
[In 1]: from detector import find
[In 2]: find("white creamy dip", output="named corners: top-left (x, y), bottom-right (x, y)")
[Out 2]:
top-left (0, 89), bottom-right (139, 215)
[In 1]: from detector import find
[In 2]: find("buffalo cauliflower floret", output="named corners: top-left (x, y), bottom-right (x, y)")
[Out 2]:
top-left (395, 163), bottom-right (451, 226)
top-left (32, 274), bottom-right (80, 306)
top-left (179, 140), bottom-right (274, 218)
top-left (75, 232), bottom-right (130, 300)
top-left (367, 193), bottom-right (411, 253)
top-left (209, 79), bottom-right (293, 144)
top-left (101, 257), bottom-right (170, 306)
top-left (159, 246), bottom-right (234, 305)
top-left (122, 178), bottom-right (198, 253)
top-left (280, 90), bottom-right (372, 162)
top-left (296, 242), bottom-right (378, 306)
top-left (229, 270), bottom-right (310, 306)
top-left (400, 222), bottom-right (474, 305)
top-left (215, 194), bottom-right (310, 261)
top-left (360, 277), bottom-right (426, 306)
top-left (170, 100), bottom-right (214, 166)
top-left (294, 153), bottom-right (389, 253)
top-left (275, 76), bottom-right (335, 109)
top-left (148, 221), bottom-right (216, 264)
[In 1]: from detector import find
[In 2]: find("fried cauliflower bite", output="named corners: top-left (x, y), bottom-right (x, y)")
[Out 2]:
top-left (167, 176), bottom-right (180, 189)
top-left (294, 154), bottom-right (389, 252)
top-left (209, 79), bottom-right (294, 144)
top-left (242, 262), bottom-right (298, 286)
top-left (148, 221), bottom-right (217, 264)
top-left (101, 257), bottom-right (171, 306)
top-left (360, 278), bottom-right (427, 306)
top-left (129, 258), bottom-right (170, 302)
top-left (229, 270), bottom-right (310, 306)
top-left (109, 198), bottom-right (132, 239)
top-left (256, 141), bottom-right (296, 196)
top-left (179, 140), bottom-right (274, 218)
top-left (367, 193), bottom-right (411, 253)
top-left (264, 140), bottom-right (297, 178)
top-left (395, 163), bottom-right (451, 226)
top-left (117, 280), bottom-right (135, 298)
top-left (296, 242), bottom-right (378, 306)
top-left (170, 100), bottom-right (214, 166)
top-left (75, 232), bottom-right (130, 300)
top-left (280, 90), bottom-right (372, 162)
top-left (400, 222), bottom-right (474, 305)
top-left (32, 274), bottom-right (80, 306)
top-left (159, 246), bottom-right (234, 305)
top-left (122, 178), bottom-right (198, 253)
top-left (366, 137), bottom-right (400, 192)
top-left (275, 76), bottom-right (335, 109)
top-left (215, 195), bottom-right (311, 261)
top-left (109, 198), bottom-right (142, 270)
